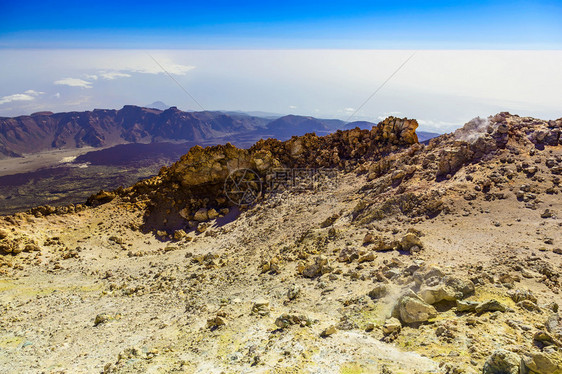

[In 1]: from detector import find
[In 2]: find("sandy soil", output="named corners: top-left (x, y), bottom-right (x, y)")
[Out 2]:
top-left (0, 147), bottom-right (99, 177)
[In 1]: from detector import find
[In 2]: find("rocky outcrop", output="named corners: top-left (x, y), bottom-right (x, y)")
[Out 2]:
top-left (85, 111), bottom-right (560, 236)
top-left (125, 116), bottom-right (419, 233)
top-left (435, 113), bottom-right (562, 178)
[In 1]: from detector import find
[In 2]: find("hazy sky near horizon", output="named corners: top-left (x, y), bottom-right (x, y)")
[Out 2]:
top-left (1, 1), bottom-right (561, 132)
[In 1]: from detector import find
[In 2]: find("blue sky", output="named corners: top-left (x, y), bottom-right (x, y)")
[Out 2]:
top-left (1, 0), bottom-right (561, 48)
top-left (0, 2), bottom-right (561, 130)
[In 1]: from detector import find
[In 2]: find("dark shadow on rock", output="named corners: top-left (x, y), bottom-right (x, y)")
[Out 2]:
top-left (214, 206), bottom-right (241, 227)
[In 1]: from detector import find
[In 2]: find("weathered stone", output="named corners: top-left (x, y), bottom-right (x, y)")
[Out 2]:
top-left (11, 244), bottom-right (23, 255)
top-left (94, 313), bottom-right (112, 326)
top-left (546, 314), bottom-right (562, 338)
top-left (320, 214), bottom-right (339, 228)
top-left (382, 317), bottom-right (402, 335)
top-left (522, 351), bottom-right (562, 374)
top-left (156, 230), bottom-right (168, 238)
top-left (437, 145), bottom-right (475, 178)
top-left (372, 236), bottom-right (399, 252)
top-left (368, 284), bottom-right (388, 300)
top-left (275, 314), bottom-right (311, 329)
top-left (87, 190), bottom-right (116, 206)
top-left (320, 325), bottom-right (337, 337)
top-left (23, 243), bottom-right (40, 252)
top-left (173, 229), bottom-right (188, 241)
top-left (194, 208), bottom-right (209, 222)
top-left (400, 233), bottom-right (423, 253)
top-left (456, 300), bottom-right (479, 313)
top-left (358, 252), bottom-right (376, 263)
top-left (338, 247), bottom-right (359, 263)
top-left (510, 289), bottom-right (537, 304)
top-left (482, 349), bottom-right (521, 374)
top-left (423, 266), bottom-right (446, 283)
top-left (251, 300), bottom-right (270, 316)
top-left (302, 256), bottom-right (331, 278)
top-left (534, 330), bottom-right (562, 347)
top-left (517, 300), bottom-right (542, 313)
top-left (207, 315), bottom-right (227, 328)
top-left (394, 292), bottom-right (438, 324)
top-left (420, 285), bottom-right (461, 305)
top-left (207, 208), bottom-right (219, 220)
top-left (363, 233), bottom-right (376, 245)
top-left (443, 276), bottom-right (475, 298)
top-left (475, 300), bottom-right (507, 314)
top-left (542, 209), bottom-right (555, 219)
top-left (287, 284), bottom-right (301, 300)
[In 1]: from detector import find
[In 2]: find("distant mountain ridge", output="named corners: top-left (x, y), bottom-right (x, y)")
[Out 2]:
top-left (0, 106), bottom-right (260, 158)
top-left (0, 106), bottom-right (440, 158)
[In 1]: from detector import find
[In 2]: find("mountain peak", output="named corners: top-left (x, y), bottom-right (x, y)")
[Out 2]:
top-left (146, 101), bottom-right (169, 111)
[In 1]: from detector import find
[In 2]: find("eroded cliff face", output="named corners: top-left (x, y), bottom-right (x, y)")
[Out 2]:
top-left (111, 117), bottom-right (419, 232)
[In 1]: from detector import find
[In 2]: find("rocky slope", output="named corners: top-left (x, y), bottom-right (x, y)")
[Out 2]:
top-left (0, 113), bottom-right (561, 373)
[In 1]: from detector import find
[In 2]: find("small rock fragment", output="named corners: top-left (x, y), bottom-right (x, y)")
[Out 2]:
top-left (320, 325), bottom-right (337, 337)
top-left (382, 317), bottom-right (402, 335)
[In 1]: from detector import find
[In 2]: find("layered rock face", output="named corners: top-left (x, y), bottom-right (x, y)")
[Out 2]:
top-left (434, 113), bottom-right (561, 178)
top-left (114, 117), bottom-right (419, 232)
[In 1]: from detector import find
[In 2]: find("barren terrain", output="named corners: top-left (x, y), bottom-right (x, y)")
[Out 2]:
top-left (0, 114), bottom-right (561, 374)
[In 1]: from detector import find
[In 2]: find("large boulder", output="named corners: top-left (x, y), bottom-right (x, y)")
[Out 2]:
top-left (301, 256), bottom-right (332, 278)
top-left (476, 300), bottom-right (507, 314)
top-left (482, 349), bottom-right (521, 374)
top-left (393, 291), bottom-right (438, 324)
top-left (522, 351), bottom-right (562, 374)
top-left (400, 233), bottom-right (423, 253)
top-left (274, 313), bottom-right (311, 329)
top-left (443, 276), bottom-right (475, 298)
top-left (546, 314), bottom-right (562, 340)
top-left (86, 190), bottom-right (116, 206)
top-left (420, 285), bottom-right (461, 305)
top-left (193, 208), bottom-right (209, 222)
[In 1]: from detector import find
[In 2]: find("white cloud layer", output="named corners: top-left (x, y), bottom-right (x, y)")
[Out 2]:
top-left (54, 78), bottom-right (93, 88)
top-left (0, 90), bottom-right (44, 105)
top-left (99, 71), bottom-right (132, 80)
top-left (0, 50), bottom-right (560, 131)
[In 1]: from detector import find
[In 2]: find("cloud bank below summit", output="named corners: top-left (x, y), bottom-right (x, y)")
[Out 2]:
top-left (0, 49), bottom-right (561, 133)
